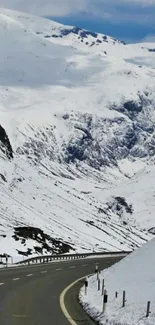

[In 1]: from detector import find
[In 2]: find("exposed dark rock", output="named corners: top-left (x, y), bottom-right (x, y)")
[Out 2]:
top-left (60, 29), bottom-right (72, 36)
top-left (96, 39), bottom-right (102, 43)
top-left (15, 92), bottom-right (155, 176)
top-left (148, 48), bottom-right (155, 52)
top-left (52, 34), bottom-right (59, 38)
top-left (86, 220), bottom-right (95, 225)
top-left (124, 100), bottom-right (142, 114)
top-left (55, 26), bottom-right (125, 45)
top-left (112, 100), bottom-right (142, 119)
top-left (62, 113), bottom-right (69, 120)
top-left (103, 35), bottom-right (108, 41)
top-left (60, 27), bottom-right (98, 39)
top-left (17, 248), bottom-right (32, 256)
top-left (114, 197), bottom-right (133, 214)
top-left (0, 125), bottom-right (13, 159)
top-left (0, 173), bottom-right (7, 182)
top-left (148, 227), bottom-right (155, 235)
top-left (12, 226), bottom-right (74, 256)
top-left (79, 30), bottom-right (98, 38)
top-left (107, 197), bottom-right (133, 218)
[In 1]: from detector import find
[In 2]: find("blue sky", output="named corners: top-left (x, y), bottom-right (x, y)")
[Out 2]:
top-left (50, 15), bottom-right (155, 44)
top-left (47, 1), bottom-right (155, 43)
top-left (1, 0), bottom-right (155, 43)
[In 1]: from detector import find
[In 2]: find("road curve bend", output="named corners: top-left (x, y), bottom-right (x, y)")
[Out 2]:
top-left (0, 256), bottom-right (123, 324)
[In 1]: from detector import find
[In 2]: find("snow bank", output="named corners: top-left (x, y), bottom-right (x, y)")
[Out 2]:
top-left (80, 239), bottom-right (155, 325)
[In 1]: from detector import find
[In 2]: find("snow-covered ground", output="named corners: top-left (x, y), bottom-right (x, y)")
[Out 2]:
top-left (80, 238), bottom-right (155, 325)
top-left (0, 8), bottom-right (155, 258)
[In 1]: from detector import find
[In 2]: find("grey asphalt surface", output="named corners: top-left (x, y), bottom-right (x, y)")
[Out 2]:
top-left (0, 256), bottom-right (124, 325)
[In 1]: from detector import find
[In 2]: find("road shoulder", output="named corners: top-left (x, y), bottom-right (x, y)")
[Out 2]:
top-left (60, 276), bottom-right (97, 325)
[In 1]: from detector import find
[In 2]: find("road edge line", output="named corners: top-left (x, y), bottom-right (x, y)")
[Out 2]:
top-left (60, 275), bottom-right (87, 325)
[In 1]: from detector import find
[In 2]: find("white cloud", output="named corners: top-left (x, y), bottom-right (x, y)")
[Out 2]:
top-left (0, 0), bottom-right (88, 17)
top-left (142, 35), bottom-right (155, 42)
top-left (116, 0), bottom-right (155, 5)
top-left (0, 0), bottom-right (155, 23)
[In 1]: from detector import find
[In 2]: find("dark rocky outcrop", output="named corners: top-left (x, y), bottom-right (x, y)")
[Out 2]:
top-left (12, 226), bottom-right (74, 256)
top-left (0, 125), bottom-right (13, 159)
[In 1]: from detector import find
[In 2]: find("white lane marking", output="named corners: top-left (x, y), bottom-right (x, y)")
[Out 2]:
top-left (40, 271), bottom-right (47, 274)
top-left (82, 264), bottom-right (88, 267)
top-left (56, 268), bottom-right (62, 271)
top-left (69, 266), bottom-right (75, 269)
top-left (13, 278), bottom-right (20, 281)
top-left (60, 274), bottom-right (92, 325)
top-left (0, 283), bottom-right (4, 285)
top-left (26, 274), bottom-right (33, 277)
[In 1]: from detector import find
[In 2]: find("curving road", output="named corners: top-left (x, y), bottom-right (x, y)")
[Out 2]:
top-left (0, 256), bottom-right (123, 324)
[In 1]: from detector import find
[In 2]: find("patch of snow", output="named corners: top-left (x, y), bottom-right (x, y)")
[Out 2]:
top-left (80, 238), bottom-right (155, 325)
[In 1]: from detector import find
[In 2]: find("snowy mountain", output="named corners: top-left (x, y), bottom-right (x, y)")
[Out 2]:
top-left (80, 238), bottom-right (155, 325)
top-left (0, 8), bottom-right (155, 260)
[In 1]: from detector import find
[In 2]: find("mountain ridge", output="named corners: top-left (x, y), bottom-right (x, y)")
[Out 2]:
top-left (0, 8), bottom-right (155, 261)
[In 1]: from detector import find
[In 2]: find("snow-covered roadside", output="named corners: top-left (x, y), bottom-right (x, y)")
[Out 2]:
top-left (79, 239), bottom-right (155, 325)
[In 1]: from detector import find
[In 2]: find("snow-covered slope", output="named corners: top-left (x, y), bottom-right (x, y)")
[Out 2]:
top-left (0, 8), bottom-right (155, 260)
top-left (0, 7), bottom-right (154, 60)
top-left (0, 8), bottom-right (126, 53)
top-left (80, 238), bottom-right (155, 325)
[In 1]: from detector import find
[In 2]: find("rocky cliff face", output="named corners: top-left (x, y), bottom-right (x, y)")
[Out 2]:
top-left (0, 125), bottom-right (13, 160)
top-left (13, 90), bottom-right (155, 177)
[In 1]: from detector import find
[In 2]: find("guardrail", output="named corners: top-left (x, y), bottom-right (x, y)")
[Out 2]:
top-left (17, 250), bottom-right (132, 265)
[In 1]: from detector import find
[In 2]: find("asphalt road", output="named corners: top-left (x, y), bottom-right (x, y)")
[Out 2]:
top-left (0, 256), bottom-right (124, 325)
